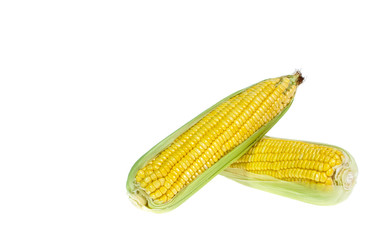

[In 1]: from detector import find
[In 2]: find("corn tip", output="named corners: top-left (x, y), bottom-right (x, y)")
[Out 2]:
top-left (293, 70), bottom-right (304, 85)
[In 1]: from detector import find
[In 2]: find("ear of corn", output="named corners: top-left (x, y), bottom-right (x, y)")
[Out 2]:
top-left (220, 137), bottom-right (358, 205)
top-left (127, 72), bottom-right (303, 212)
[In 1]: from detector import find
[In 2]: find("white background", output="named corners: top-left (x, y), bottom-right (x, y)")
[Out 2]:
top-left (1, 1), bottom-right (384, 239)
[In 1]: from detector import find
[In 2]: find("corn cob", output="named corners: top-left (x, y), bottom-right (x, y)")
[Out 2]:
top-left (221, 137), bottom-right (358, 205)
top-left (127, 72), bottom-right (303, 212)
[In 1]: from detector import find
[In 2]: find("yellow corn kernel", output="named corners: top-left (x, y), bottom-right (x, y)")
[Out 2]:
top-left (228, 137), bottom-right (347, 187)
top-left (134, 76), bottom-right (300, 204)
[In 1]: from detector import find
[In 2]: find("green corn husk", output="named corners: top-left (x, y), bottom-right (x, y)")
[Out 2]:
top-left (126, 73), bottom-right (303, 213)
top-left (220, 137), bottom-right (358, 205)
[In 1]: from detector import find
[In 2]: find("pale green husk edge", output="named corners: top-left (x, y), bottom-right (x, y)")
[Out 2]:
top-left (220, 138), bottom-right (358, 206)
top-left (126, 76), bottom-right (298, 213)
